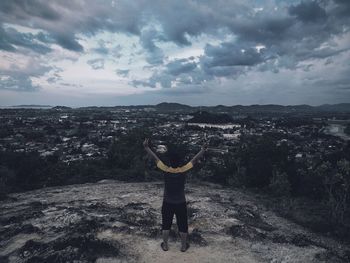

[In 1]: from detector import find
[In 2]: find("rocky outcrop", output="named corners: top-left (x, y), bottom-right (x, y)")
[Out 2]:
top-left (0, 181), bottom-right (349, 262)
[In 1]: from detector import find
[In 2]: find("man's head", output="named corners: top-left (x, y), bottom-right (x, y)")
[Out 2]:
top-left (162, 140), bottom-right (188, 168)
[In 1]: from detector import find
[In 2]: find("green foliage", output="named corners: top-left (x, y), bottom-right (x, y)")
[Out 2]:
top-left (0, 166), bottom-right (16, 199)
top-left (107, 127), bottom-right (150, 171)
top-left (269, 169), bottom-right (291, 197)
top-left (0, 126), bottom-right (158, 194)
top-left (0, 127), bottom-right (14, 138)
top-left (345, 124), bottom-right (350, 136)
top-left (297, 165), bottom-right (325, 199)
top-left (321, 159), bottom-right (350, 224)
top-left (232, 135), bottom-right (290, 187)
top-left (188, 111), bottom-right (233, 124)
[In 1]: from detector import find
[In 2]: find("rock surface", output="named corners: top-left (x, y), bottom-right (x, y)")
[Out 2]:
top-left (0, 181), bottom-right (349, 263)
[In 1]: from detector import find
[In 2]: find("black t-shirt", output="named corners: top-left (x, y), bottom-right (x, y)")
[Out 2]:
top-left (163, 173), bottom-right (186, 204)
top-left (156, 160), bottom-right (193, 204)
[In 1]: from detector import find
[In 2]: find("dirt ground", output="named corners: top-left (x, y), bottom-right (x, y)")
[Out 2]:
top-left (1, 181), bottom-right (349, 263)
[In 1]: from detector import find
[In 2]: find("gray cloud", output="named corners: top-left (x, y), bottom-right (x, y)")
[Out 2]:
top-left (139, 28), bottom-right (164, 65)
top-left (166, 59), bottom-right (197, 76)
top-left (203, 42), bottom-right (265, 67)
top-left (87, 58), bottom-right (105, 70)
top-left (53, 33), bottom-right (83, 52)
top-left (93, 40), bottom-right (109, 55)
top-left (289, 1), bottom-right (327, 23)
top-left (0, 61), bottom-right (52, 92)
top-left (0, 25), bottom-right (52, 53)
top-left (1, 0), bottom-right (350, 104)
top-left (0, 1), bottom-right (143, 52)
top-left (0, 74), bottom-right (40, 92)
top-left (116, 69), bottom-right (130, 77)
top-left (0, 0), bottom-right (61, 21)
top-left (131, 79), bottom-right (156, 88)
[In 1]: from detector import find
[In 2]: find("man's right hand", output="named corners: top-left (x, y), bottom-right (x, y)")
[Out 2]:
top-left (143, 138), bottom-right (149, 148)
top-left (201, 142), bottom-right (208, 151)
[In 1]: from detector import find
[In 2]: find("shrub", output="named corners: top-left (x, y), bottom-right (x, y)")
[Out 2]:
top-left (0, 166), bottom-right (16, 199)
top-left (269, 170), bottom-right (291, 197)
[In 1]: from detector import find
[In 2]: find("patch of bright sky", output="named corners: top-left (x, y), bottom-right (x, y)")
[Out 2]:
top-left (80, 31), bottom-right (154, 78)
top-left (160, 30), bottom-right (236, 62)
top-left (0, 51), bottom-right (31, 71)
top-left (37, 31), bottom-right (160, 96)
top-left (2, 23), bottom-right (44, 34)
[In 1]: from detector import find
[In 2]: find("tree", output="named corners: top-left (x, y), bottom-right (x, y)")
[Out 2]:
top-left (106, 127), bottom-right (150, 172)
top-left (0, 166), bottom-right (16, 199)
top-left (269, 168), bottom-right (291, 197)
top-left (322, 159), bottom-right (350, 224)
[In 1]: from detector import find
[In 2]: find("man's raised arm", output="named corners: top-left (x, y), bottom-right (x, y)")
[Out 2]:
top-left (190, 142), bottom-right (208, 165)
top-left (143, 138), bottom-right (160, 163)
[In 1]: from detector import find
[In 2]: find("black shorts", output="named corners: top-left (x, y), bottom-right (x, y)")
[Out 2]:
top-left (161, 201), bottom-right (188, 233)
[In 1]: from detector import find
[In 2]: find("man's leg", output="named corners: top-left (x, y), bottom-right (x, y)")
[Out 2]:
top-left (179, 232), bottom-right (189, 252)
top-left (162, 230), bottom-right (170, 250)
top-left (175, 202), bottom-right (189, 252)
top-left (161, 201), bottom-right (174, 251)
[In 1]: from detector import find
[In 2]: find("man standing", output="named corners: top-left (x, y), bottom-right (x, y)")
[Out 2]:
top-left (143, 138), bottom-right (207, 252)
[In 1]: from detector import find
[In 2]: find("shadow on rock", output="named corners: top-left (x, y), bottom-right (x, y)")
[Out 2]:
top-left (226, 225), bottom-right (266, 241)
top-left (120, 203), bottom-right (157, 227)
top-left (0, 201), bottom-right (47, 225)
top-left (232, 204), bottom-right (276, 232)
top-left (0, 224), bottom-right (40, 247)
top-left (19, 233), bottom-right (122, 263)
top-left (189, 228), bottom-right (208, 246)
top-left (187, 205), bottom-right (200, 224)
top-left (314, 250), bottom-right (349, 263)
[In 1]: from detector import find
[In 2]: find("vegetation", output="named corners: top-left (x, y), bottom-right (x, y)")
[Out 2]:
top-left (188, 111), bottom-right (233, 124)
top-left (345, 123), bottom-right (350, 136)
top-left (0, 128), bottom-right (349, 241)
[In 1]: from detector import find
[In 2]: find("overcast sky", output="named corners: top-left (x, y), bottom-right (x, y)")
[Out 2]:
top-left (0, 0), bottom-right (349, 107)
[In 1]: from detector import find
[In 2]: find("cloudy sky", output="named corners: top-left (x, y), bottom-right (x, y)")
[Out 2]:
top-left (0, 0), bottom-right (349, 107)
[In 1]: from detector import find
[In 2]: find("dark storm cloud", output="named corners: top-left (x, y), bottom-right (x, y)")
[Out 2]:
top-left (1, 0), bottom-right (350, 101)
top-left (166, 59), bottom-right (197, 76)
top-left (332, 0), bottom-right (350, 17)
top-left (0, 63), bottom-right (52, 91)
top-left (139, 28), bottom-right (164, 65)
top-left (0, 1), bottom-right (144, 52)
top-left (203, 42), bottom-right (265, 67)
top-left (148, 0), bottom-right (216, 46)
top-left (289, 1), bottom-right (327, 23)
top-left (53, 33), bottom-right (83, 52)
top-left (0, 74), bottom-right (40, 92)
top-left (0, 26), bottom-right (15, 51)
top-left (135, 0), bottom-right (349, 86)
top-left (1, 0), bottom-right (348, 57)
top-left (0, 0), bottom-right (61, 21)
top-left (0, 25), bottom-right (52, 54)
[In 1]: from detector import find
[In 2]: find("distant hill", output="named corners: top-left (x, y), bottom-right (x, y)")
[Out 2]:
top-left (154, 102), bottom-right (350, 113)
top-left (11, 104), bottom-right (52, 108)
top-left (162, 103), bottom-right (350, 113)
top-left (6, 103), bottom-right (350, 113)
top-left (316, 103), bottom-right (350, 112)
top-left (188, 111), bottom-right (233, 124)
top-left (52, 106), bottom-right (72, 110)
top-left (155, 102), bottom-right (192, 111)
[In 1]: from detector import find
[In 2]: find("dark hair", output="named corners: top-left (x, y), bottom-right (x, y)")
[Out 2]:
top-left (163, 141), bottom-right (188, 168)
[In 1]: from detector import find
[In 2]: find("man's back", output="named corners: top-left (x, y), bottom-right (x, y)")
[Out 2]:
top-left (163, 173), bottom-right (186, 204)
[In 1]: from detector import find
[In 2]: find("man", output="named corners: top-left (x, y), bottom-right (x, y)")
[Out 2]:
top-left (143, 138), bottom-right (207, 252)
